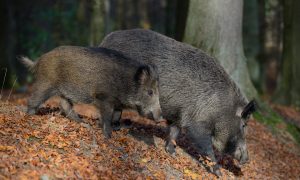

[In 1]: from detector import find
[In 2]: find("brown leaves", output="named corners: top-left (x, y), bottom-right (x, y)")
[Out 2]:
top-left (1, 100), bottom-right (300, 179)
top-left (0, 145), bottom-right (15, 152)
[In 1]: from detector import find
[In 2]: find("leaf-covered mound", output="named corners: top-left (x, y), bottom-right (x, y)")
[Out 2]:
top-left (0, 100), bottom-right (300, 179)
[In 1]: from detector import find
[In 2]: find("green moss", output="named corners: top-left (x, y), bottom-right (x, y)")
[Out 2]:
top-left (253, 106), bottom-right (300, 145)
top-left (253, 110), bottom-right (282, 127)
top-left (286, 123), bottom-right (300, 144)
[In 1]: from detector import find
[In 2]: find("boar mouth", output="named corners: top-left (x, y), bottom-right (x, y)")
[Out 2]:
top-left (135, 105), bottom-right (158, 121)
top-left (239, 159), bottom-right (248, 165)
top-left (234, 147), bottom-right (249, 165)
top-left (238, 154), bottom-right (249, 165)
top-left (144, 111), bottom-right (157, 121)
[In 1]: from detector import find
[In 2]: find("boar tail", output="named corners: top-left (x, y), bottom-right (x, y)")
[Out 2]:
top-left (19, 56), bottom-right (36, 71)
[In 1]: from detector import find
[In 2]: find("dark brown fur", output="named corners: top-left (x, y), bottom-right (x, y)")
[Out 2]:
top-left (22, 46), bottom-right (162, 138)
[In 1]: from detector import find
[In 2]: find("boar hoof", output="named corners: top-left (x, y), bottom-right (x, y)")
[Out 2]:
top-left (27, 108), bottom-right (36, 115)
top-left (103, 131), bottom-right (112, 139)
top-left (103, 128), bottom-right (112, 139)
top-left (112, 121), bottom-right (121, 131)
top-left (165, 143), bottom-right (176, 156)
top-left (212, 166), bottom-right (222, 177)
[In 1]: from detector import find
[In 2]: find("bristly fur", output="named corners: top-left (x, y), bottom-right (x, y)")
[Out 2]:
top-left (24, 46), bottom-right (162, 139)
top-left (19, 56), bottom-right (36, 72)
top-left (100, 29), bottom-right (257, 173)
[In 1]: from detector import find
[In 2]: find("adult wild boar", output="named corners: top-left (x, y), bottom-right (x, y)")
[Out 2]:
top-left (21, 46), bottom-right (162, 138)
top-left (100, 29), bottom-right (256, 176)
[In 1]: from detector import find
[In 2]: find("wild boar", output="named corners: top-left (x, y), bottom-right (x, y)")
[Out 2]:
top-left (100, 29), bottom-right (256, 176)
top-left (21, 46), bottom-right (163, 138)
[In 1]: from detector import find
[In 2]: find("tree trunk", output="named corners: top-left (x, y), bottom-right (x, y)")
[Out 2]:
top-left (0, 0), bottom-right (13, 89)
top-left (243, 0), bottom-right (260, 89)
top-left (260, 0), bottom-right (283, 95)
top-left (174, 0), bottom-right (189, 41)
top-left (275, 0), bottom-right (300, 107)
top-left (147, 0), bottom-right (166, 34)
top-left (183, 0), bottom-right (257, 99)
top-left (90, 0), bottom-right (105, 46)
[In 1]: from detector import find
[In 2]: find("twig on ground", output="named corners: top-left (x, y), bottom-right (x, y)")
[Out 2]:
top-left (0, 68), bottom-right (7, 100)
top-left (6, 77), bottom-right (17, 102)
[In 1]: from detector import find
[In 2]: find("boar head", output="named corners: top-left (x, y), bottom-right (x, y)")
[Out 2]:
top-left (134, 65), bottom-right (163, 121)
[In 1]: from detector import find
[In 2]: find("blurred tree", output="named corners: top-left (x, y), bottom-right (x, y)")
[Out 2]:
top-left (275, 0), bottom-right (300, 107)
top-left (259, 0), bottom-right (283, 95)
top-left (0, 0), bottom-right (95, 88)
top-left (104, 0), bottom-right (185, 39)
top-left (1, 0), bottom-right (26, 89)
top-left (5, 0), bottom-right (17, 85)
top-left (89, 0), bottom-right (105, 46)
top-left (147, 0), bottom-right (166, 34)
top-left (243, 0), bottom-right (261, 90)
top-left (0, 0), bottom-right (188, 89)
top-left (173, 0), bottom-right (189, 41)
top-left (105, 0), bottom-right (148, 31)
top-left (165, 0), bottom-right (177, 38)
top-left (0, 0), bottom-right (13, 89)
top-left (184, 0), bottom-right (257, 99)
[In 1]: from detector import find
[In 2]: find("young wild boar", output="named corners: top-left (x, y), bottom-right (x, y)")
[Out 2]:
top-left (100, 29), bottom-right (257, 176)
top-left (21, 46), bottom-right (163, 138)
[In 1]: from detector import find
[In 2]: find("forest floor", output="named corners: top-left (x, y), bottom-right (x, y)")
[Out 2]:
top-left (0, 93), bottom-right (300, 179)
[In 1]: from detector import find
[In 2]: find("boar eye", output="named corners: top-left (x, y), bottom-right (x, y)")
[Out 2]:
top-left (147, 90), bottom-right (154, 96)
top-left (242, 122), bottom-right (247, 128)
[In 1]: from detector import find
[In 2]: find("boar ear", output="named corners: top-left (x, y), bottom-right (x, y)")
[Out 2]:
top-left (241, 100), bottom-right (257, 119)
top-left (135, 65), bottom-right (150, 85)
top-left (149, 64), bottom-right (159, 81)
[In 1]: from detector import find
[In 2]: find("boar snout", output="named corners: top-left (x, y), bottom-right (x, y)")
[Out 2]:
top-left (151, 108), bottom-right (163, 122)
top-left (234, 144), bottom-right (249, 165)
top-left (239, 150), bottom-right (249, 165)
top-left (137, 105), bottom-right (163, 121)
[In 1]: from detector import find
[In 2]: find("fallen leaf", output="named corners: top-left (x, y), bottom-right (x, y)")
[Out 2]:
top-left (0, 145), bottom-right (15, 151)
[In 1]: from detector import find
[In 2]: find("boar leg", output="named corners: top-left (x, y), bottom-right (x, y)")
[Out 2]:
top-left (165, 125), bottom-right (180, 155)
top-left (187, 125), bottom-right (222, 177)
top-left (111, 110), bottom-right (122, 130)
top-left (27, 84), bottom-right (53, 114)
top-left (94, 101), bottom-right (114, 138)
top-left (60, 97), bottom-right (82, 122)
top-left (102, 106), bottom-right (114, 138)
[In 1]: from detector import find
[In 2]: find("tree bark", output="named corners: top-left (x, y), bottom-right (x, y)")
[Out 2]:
top-left (275, 0), bottom-right (300, 107)
top-left (243, 0), bottom-right (260, 88)
top-left (183, 0), bottom-right (257, 99)
top-left (147, 0), bottom-right (166, 34)
top-left (90, 0), bottom-right (105, 46)
top-left (260, 0), bottom-right (283, 95)
top-left (0, 0), bottom-right (13, 89)
top-left (174, 0), bottom-right (189, 41)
